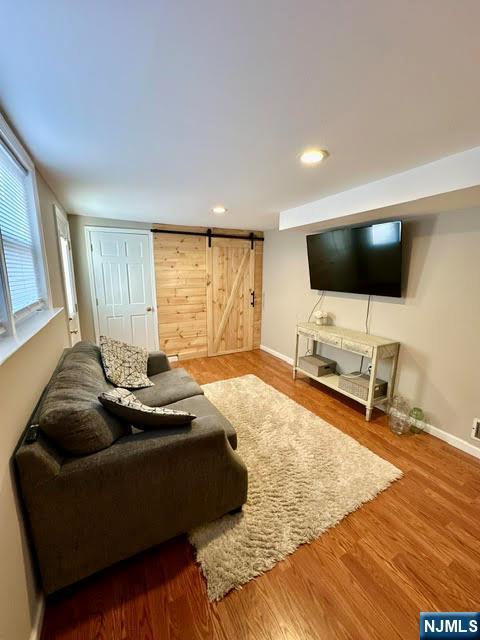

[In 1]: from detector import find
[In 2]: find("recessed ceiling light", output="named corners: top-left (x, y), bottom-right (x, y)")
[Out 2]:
top-left (300, 148), bottom-right (329, 165)
top-left (212, 205), bottom-right (227, 215)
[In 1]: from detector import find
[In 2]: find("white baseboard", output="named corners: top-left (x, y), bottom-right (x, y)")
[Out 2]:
top-left (422, 422), bottom-right (480, 460)
top-left (30, 595), bottom-right (45, 640)
top-left (260, 344), bottom-right (294, 365)
top-left (260, 345), bottom-right (480, 461)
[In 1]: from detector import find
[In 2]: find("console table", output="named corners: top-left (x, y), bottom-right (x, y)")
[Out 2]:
top-left (293, 322), bottom-right (400, 421)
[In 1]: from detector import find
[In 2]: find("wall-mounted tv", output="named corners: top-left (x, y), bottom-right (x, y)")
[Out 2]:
top-left (306, 220), bottom-right (403, 297)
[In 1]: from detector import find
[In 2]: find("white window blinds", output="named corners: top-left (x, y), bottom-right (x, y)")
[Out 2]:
top-left (0, 140), bottom-right (45, 318)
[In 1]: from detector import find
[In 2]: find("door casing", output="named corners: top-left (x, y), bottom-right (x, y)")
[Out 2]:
top-left (55, 205), bottom-right (81, 346)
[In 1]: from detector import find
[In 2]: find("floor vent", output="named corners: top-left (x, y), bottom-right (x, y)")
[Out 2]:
top-left (471, 418), bottom-right (480, 442)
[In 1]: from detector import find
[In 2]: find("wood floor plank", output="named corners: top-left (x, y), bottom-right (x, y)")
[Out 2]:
top-left (41, 349), bottom-right (480, 640)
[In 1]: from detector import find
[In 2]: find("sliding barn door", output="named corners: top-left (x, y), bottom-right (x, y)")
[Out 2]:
top-left (207, 237), bottom-right (255, 356)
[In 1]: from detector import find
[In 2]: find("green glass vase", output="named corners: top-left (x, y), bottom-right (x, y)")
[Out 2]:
top-left (409, 407), bottom-right (425, 434)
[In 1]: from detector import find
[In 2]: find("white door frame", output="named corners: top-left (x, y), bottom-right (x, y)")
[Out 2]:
top-left (84, 226), bottom-right (159, 349)
top-left (55, 204), bottom-right (81, 345)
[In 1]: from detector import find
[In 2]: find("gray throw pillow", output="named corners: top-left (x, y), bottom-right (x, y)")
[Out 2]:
top-left (100, 336), bottom-right (154, 389)
top-left (99, 388), bottom-right (196, 429)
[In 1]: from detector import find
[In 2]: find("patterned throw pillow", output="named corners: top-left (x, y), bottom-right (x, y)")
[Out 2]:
top-left (99, 336), bottom-right (154, 389)
top-left (98, 387), bottom-right (196, 429)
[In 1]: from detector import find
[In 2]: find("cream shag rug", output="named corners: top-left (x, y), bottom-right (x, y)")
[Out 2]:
top-left (189, 374), bottom-right (402, 601)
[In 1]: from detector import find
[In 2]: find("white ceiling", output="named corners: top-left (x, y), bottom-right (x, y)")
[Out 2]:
top-left (1, 0), bottom-right (480, 230)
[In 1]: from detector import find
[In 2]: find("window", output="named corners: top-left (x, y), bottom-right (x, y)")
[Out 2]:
top-left (0, 113), bottom-right (50, 347)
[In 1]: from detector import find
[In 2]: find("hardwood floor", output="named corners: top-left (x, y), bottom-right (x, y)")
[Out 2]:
top-left (41, 349), bottom-right (480, 640)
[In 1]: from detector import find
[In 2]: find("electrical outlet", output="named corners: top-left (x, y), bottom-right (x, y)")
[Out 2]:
top-left (471, 418), bottom-right (480, 442)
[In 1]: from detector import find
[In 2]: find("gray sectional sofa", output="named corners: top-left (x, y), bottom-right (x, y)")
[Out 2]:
top-left (15, 342), bottom-right (248, 594)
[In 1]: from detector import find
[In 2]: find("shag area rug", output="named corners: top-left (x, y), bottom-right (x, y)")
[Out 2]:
top-left (189, 374), bottom-right (402, 600)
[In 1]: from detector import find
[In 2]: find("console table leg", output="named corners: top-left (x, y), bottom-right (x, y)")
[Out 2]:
top-left (293, 332), bottom-right (299, 380)
top-left (388, 345), bottom-right (400, 405)
top-left (365, 346), bottom-right (379, 422)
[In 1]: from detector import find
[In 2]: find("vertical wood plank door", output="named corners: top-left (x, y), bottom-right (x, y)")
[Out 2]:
top-left (154, 233), bottom-right (208, 359)
top-left (207, 237), bottom-right (255, 356)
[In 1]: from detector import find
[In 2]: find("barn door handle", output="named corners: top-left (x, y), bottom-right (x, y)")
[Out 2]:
top-left (250, 291), bottom-right (255, 307)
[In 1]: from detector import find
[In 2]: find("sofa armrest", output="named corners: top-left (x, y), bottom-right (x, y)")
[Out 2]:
top-left (147, 350), bottom-right (171, 375)
top-left (15, 432), bottom-right (63, 485)
top-left (60, 416), bottom-right (230, 477)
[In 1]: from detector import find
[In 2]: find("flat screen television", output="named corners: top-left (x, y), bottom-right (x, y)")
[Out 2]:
top-left (306, 220), bottom-right (403, 297)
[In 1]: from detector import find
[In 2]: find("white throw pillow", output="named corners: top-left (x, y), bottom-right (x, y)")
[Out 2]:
top-left (99, 336), bottom-right (154, 389)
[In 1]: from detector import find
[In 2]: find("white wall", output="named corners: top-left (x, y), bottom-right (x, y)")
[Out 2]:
top-left (262, 209), bottom-right (480, 451)
top-left (0, 173), bottom-right (69, 640)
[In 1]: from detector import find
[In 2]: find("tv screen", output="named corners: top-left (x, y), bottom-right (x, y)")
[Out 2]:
top-left (306, 221), bottom-right (403, 297)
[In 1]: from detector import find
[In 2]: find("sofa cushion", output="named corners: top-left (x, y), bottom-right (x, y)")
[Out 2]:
top-left (100, 336), bottom-right (153, 389)
top-left (164, 394), bottom-right (238, 449)
top-left (99, 388), bottom-right (196, 429)
top-left (38, 342), bottom-right (131, 455)
top-left (134, 368), bottom-right (203, 407)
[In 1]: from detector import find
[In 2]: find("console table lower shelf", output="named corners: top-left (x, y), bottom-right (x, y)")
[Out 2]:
top-left (293, 322), bottom-right (400, 421)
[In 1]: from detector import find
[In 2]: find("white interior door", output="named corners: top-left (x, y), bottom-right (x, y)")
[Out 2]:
top-left (87, 228), bottom-right (158, 351)
top-left (55, 205), bottom-right (81, 346)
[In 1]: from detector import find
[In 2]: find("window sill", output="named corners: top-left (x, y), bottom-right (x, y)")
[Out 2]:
top-left (0, 308), bottom-right (64, 366)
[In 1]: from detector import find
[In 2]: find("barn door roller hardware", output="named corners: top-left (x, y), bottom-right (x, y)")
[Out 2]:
top-left (151, 227), bottom-right (264, 249)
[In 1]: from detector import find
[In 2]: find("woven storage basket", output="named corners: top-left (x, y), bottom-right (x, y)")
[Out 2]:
top-left (338, 373), bottom-right (387, 401)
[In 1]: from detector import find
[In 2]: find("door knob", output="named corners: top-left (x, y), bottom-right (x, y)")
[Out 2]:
top-left (146, 306), bottom-right (153, 312)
